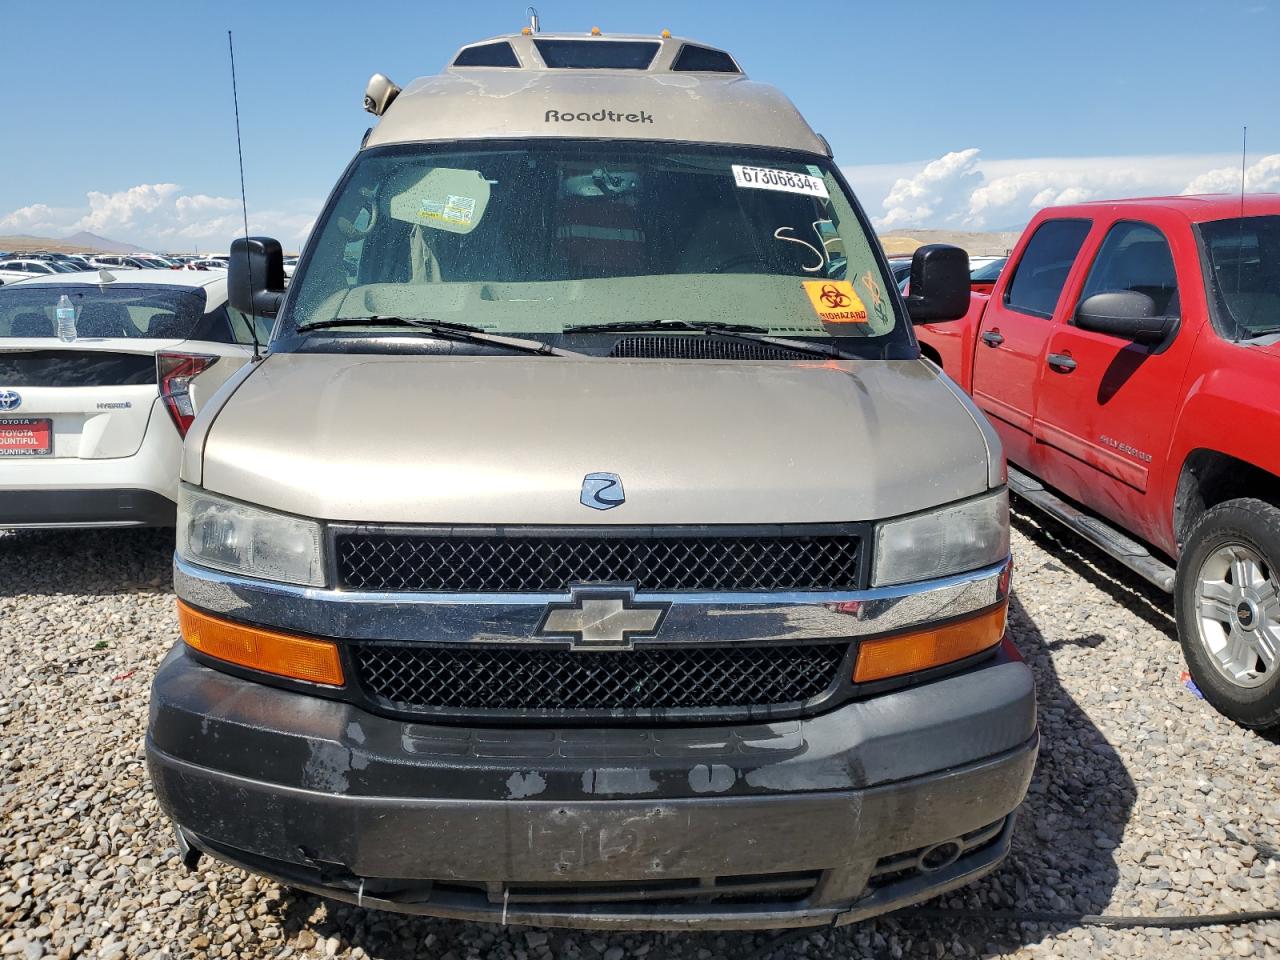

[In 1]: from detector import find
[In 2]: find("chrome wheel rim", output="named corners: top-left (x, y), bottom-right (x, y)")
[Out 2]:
top-left (1194, 543), bottom-right (1279, 689)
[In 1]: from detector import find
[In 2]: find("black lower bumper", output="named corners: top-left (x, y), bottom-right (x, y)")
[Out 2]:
top-left (147, 642), bottom-right (1038, 930)
top-left (0, 488), bottom-right (175, 527)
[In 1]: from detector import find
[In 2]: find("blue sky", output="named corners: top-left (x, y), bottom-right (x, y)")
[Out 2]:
top-left (1, 0), bottom-right (1277, 250)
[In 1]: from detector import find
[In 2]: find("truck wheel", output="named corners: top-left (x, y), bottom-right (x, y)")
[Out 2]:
top-left (1176, 498), bottom-right (1280, 729)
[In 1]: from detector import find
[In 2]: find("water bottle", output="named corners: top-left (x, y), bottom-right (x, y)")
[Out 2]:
top-left (56, 295), bottom-right (77, 342)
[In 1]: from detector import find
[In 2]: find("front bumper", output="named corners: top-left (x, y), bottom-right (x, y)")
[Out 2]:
top-left (147, 642), bottom-right (1038, 930)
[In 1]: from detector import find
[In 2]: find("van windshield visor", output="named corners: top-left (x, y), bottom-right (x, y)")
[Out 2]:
top-left (285, 141), bottom-right (907, 356)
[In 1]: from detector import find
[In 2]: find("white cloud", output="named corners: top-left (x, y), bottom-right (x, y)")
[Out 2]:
top-left (877, 149), bottom-right (983, 231)
top-left (0, 202), bottom-right (81, 236)
top-left (845, 150), bottom-right (1280, 231)
top-left (0, 183), bottom-right (316, 253)
top-left (1182, 154), bottom-right (1280, 194)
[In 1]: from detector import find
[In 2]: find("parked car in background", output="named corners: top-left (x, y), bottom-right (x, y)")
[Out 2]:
top-left (182, 259), bottom-right (229, 272)
top-left (87, 256), bottom-right (138, 270)
top-left (0, 269), bottom-right (268, 527)
top-left (91, 255), bottom-right (174, 271)
top-left (0, 259), bottom-right (79, 277)
top-left (915, 194), bottom-right (1280, 728)
top-left (888, 255), bottom-right (913, 286)
top-left (968, 255), bottom-right (1008, 295)
top-left (897, 255), bottom-right (1010, 295)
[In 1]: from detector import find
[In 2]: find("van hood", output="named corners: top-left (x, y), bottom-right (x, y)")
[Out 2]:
top-left (195, 353), bottom-right (994, 524)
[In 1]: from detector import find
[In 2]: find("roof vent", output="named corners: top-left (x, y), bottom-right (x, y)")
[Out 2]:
top-left (453, 41), bottom-right (520, 68)
top-left (533, 38), bottom-right (659, 70)
top-left (671, 43), bottom-right (740, 73)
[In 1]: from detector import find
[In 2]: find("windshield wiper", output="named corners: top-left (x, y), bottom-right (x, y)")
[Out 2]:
top-left (295, 316), bottom-right (569, 356)
top-left (562, 319), bottom-right (853, 359)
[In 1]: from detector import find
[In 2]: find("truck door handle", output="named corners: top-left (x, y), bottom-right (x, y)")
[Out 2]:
top-left (1047, 353), bottom-right (1077, 373)
top-left (980, 330), bottom-right (1005, 347)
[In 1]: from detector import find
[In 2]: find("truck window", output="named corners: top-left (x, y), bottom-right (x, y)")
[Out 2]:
top-left (1003, 219), bottom-right (1092, 319)
top-left (1077, 221), bottom-right (1179, 319)
top-left (1198, 214), bottom-right (1280, 340)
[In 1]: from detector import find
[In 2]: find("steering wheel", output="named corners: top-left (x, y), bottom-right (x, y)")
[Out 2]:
top-left (708, 254), bottom-right (763, 274)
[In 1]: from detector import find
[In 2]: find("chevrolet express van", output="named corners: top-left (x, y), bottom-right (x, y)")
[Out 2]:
top-left (146, 29), bottom-right (1038, 930)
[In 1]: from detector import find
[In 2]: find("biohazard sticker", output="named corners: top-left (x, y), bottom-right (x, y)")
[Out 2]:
top-left (802, 280), bottom-right (869, 324)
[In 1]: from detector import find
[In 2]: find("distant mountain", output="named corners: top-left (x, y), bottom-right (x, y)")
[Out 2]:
top-left (0, 231), bottom-right (145, 255)
top-left (62, 231), bottom-right (145, 254)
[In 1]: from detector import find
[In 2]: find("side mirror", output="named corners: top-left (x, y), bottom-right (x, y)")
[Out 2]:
top-left (228, 237), bottom-right (286, 319)
top-left (1075, 291), bottom-right (1175, 345)
top-left (364, 73), bottom-right (401, 116)
top-left (905, 244), bottom-right (971, 323)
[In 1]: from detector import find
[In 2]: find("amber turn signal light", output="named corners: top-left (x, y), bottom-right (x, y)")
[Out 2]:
top-left (853, 602), bottom-right (1007, 684)
top-left (177, 601), bottom-right (345, 686)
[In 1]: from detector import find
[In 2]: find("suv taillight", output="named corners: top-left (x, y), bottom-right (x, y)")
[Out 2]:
top-left (157, 352), bottom-right (218, 437)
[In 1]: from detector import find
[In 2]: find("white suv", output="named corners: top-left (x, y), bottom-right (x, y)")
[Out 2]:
top-left (0, 269), bottom-right (268, 527)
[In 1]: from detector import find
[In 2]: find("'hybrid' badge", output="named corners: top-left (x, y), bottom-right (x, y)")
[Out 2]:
top-left (580, 472), bottom-right (625, 511)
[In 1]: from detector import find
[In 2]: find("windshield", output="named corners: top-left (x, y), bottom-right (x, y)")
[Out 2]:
top-left (970, 257), bottom-right (1007, 282)
top-left (0, 285), bottom-right (208, 339)
top-left (284, 141), bottom-right (907, 356)
top-left (1198, 215), bottom-right (1280, 338)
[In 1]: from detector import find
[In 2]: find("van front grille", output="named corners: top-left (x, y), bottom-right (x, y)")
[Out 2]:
top-left (352, 641), bottom-right (848, 717)
top-left (334, 529), bottom-right (863, 593)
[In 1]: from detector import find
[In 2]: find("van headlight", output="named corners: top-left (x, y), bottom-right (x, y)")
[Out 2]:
top-left (177, 485), bottom-right (325, 587)
top-left (872, 489), bottom-right (1009, 587)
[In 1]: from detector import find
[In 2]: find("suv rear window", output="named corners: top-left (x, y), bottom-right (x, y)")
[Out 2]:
top-left (1004, 219), bottom-right (1092, 318)
top-left (0, 285), bottom-right (208, 339)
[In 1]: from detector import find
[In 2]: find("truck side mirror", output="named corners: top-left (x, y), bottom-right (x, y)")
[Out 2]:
top-left (1076, 291), bottom-right (1176, 345)
top-left (228, 237), bottom-right (286, 319)
top-left (905, 244), bottom-right (970, 323)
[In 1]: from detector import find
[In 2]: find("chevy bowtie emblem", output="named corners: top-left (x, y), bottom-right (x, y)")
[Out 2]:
top-left (536, 586), bottom-right (669, 650)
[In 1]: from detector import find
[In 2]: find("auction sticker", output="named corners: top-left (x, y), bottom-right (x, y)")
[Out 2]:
top-left (418, 194), bottom-right (476, 226)
top-left (802, 280), bottom-right (869, 324)
top-left (732, 164), bottom-right (829, 199)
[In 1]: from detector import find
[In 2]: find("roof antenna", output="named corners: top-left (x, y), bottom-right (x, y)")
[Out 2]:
top-left (228, 30), bottom-right (263, 363)
top-left (527, 6), bottom-right (540, 33)
top-left (1228, 124), bottom-right (1248, 339)
top-left (1239, 125), bottom-right (1248, 216)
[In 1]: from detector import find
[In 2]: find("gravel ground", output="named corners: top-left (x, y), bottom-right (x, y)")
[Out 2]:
top-left (2, 513), bottom-right (1279, 960)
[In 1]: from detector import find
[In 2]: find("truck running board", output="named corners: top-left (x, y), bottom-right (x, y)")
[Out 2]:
top-left (1006, 466), bottom-right (1176, 593)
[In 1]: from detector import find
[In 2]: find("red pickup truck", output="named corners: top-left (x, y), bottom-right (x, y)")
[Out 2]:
top-left (915, 195), bottom-right (1280, 729)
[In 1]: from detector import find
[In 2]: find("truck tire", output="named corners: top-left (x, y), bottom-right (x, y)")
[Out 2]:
top-left (1176, 498), bottom-right (1280, 729)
